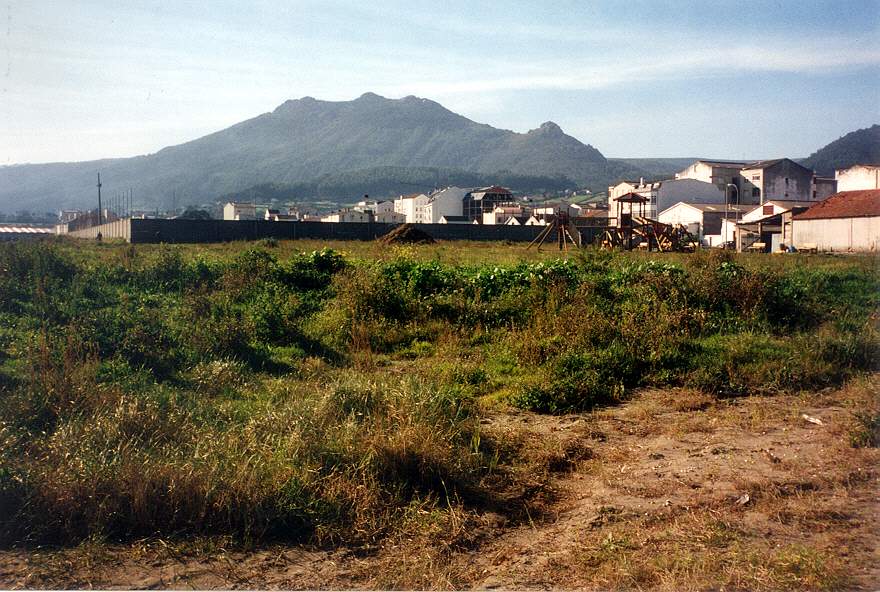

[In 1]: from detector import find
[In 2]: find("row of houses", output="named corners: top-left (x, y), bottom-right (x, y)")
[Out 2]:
top-left (235, 186), bottom-right (600, 227)
top-left (608, 158), bottom-right (838, 225)
top-left (214, 161), bottom-right (878, 252)
top-left (610, 161), bottom-right (880, 251)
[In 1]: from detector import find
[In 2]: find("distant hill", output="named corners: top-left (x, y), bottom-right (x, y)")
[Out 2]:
top-left (607, 158), bottom-right (697, 181)
top-left (221, 167), bottom-right (575, 207)
top-left (800, 124), bottom-right (880, 176)
top-left (0, 93), bottom-right (612, 213)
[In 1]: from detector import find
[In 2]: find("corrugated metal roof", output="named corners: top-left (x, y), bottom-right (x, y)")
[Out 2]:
top-left (793, 190), bottom-right (880, 220)
top-left (473, 186), bottom-right (512, 194)
top-left (696, 159), bottom-right (749, 168)
top-left (742, 158), bottom-right (785, 169)
top-left (0, 225), bottom-right (54, 234)
top-left (675, 203), bottom-right (750, 213)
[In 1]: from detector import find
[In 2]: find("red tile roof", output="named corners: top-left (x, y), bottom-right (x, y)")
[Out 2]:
top-left (793, 190), bottom-right (880, 220)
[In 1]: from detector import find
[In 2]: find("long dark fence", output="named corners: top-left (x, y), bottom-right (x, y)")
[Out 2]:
top-left (71, 218), bottom-right (606, 245)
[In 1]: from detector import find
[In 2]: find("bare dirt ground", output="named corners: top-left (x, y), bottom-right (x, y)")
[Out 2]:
top-left (2, 377), bottom-right (877, 590)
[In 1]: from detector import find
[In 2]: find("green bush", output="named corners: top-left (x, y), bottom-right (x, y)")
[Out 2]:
top-left (513, 343), bottom-right (641, 413)
top-left (0, 240), bottom-right (877, 546)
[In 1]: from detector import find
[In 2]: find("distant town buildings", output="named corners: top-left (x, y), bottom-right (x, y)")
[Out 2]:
top-left (393, 193), bottom-right (430, 223)
top-left (425, 187), bottom-right (468, 223)
top-left (608, 178), bottom-right (724, 224)
top-left (223, 202), bottom-right (257, 220)
top-left (738, 158), bottom-right (814, 203)
top-left (320, 208), bottom-right (373, 223)
top-left (265, 208), bottom-right (301, 221)
top-left (675, 160), bottom-right (749, 193)
top-left (658, 203), bottom-right (749, 247)
top-left (462, 186), bottom-right (514, 222)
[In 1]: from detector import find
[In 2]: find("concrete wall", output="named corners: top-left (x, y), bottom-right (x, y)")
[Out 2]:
top-left (792, 216), bottom-right (880, 252)
top-left (68, 218), bottom-right (131, 241)
top-left (67, 218), bottom-right (606, 245)
top-left (836, 166), bottom-right (880, 192)
top-left (812, 178), bottom-right (838, 201)
top-left (676, 162), bottom-right (714, 184)
top-left (742, 160), bottom-right (813, 203)
top-left (764, 161), bottom-right (813, 202)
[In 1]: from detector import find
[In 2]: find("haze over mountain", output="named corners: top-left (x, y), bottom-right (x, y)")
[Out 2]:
top-left (0, 93), bottom-right (614, 213)
top-left (800, 124), bottom-right (880, 176)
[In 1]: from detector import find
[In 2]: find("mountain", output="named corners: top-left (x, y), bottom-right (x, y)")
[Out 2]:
top-left (0, 93), bottom-right (611, 213)
top-left (608, 157), bottom-right (697, 179)
top-left (220, 167), bottom-right (575, 206)
top-left (800, 124), bottom-right (880, 176)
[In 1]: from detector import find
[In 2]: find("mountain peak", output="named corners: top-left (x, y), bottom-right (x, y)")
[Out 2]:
top-left (0, 93), bottom-right (609, 212)
top-left (533, 121), bottom-right (563, 135)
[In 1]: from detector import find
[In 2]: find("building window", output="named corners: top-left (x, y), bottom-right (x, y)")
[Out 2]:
top-left (763, 205), bottom-right (774, 215)
top-left (784, 177), bottom-right (789, 187)
top-left (752, 175), bottom-right (760, 181)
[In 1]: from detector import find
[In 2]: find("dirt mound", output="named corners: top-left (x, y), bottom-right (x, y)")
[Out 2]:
top-left (378, 224), bottom-right (436, 245)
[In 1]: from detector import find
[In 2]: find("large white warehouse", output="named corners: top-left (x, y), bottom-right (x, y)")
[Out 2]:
top-left (792, 190), bottom-right (880, 252)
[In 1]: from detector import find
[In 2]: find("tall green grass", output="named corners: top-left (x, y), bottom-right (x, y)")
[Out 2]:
top-left (0, 240), bottom-right (877, 546)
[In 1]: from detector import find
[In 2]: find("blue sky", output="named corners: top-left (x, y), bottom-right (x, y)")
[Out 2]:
top-left (2, 0), bottom-right (878, 164)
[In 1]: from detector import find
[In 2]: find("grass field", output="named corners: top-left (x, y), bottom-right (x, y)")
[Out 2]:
top-left (0, 237), bottom-right (877, 589)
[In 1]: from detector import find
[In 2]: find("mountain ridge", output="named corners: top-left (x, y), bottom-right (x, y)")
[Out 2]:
top-left (799, 124), bottom-right (880, 176)
top-left (0, 93), bottom-right (611, 212)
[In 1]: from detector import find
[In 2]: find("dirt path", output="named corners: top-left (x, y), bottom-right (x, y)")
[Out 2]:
top-left (2, 381), bottom-right (878, 590)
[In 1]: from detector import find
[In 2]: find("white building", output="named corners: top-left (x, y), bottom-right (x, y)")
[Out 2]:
top-left (736, 201), bottom-right (815, 252)
top-left (607, 178), bottom-right (724, 225)
top-left (675, 160), bottom-right (749, 192)
top-left (505, 215), bottom-right (543, 226)
top-left (658, 202), bottom-right (749, 247)
top-left (792, 190), bottom-right (880, 252)
top-left (223, 202), bottom-right (257, 220)
top-left (483, 205), bottom-right (526, 225)
top-left (321, 209), bottom-right (373, 223)
top-left (425, 187), bottom-right (467, 223)
top-left (532, 202), bottom-right (583, 220)
top-left (835, 165), bottom-right (880, 192)
top-left (394, 193), bottom-right (430, 223)
top-left (355, 199), bottom-right (405, 223)
top-left (264, 207), bottom-right (300, 221)
top-left (739, 200), bottom-right (816, 224)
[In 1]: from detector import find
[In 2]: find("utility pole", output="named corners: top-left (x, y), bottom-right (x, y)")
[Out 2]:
top-left (97, 172), bottom-right (103, 225)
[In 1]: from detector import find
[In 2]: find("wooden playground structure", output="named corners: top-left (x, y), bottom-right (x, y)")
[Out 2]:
top-left (601, 192), bottom-right (699, 252)
top-left (527, 212), bottom-right (582, 250)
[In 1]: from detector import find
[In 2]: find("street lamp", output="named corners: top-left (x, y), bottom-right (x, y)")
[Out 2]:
top-left (725, 183), bottom-right (739, 247)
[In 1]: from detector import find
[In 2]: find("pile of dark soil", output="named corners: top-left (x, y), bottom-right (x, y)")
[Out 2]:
top-left (378, 224), bottom-right (436, 245)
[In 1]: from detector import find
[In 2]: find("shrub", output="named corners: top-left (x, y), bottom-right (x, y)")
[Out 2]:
top-left (513, 343), bottom-right (641, 413)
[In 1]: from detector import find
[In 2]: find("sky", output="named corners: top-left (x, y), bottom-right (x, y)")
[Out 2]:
top-left (2, 0), bottom-right (879, 164)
